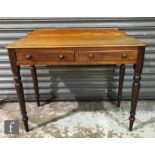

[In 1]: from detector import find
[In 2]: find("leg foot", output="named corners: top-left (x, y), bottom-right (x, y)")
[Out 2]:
top-left (129, 116), bottom-right (135, 131)
top-left (23, 116), bottom-right (29, 132)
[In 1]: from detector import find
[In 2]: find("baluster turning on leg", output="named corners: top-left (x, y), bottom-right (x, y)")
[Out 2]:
top-left (8, 50), bottom-right (29, 132)
top-left (129, 47), bottom-right (145, 131)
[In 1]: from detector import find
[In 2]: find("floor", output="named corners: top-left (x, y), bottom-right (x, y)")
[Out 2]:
top-left (0, 100), bottom-right (155, 138)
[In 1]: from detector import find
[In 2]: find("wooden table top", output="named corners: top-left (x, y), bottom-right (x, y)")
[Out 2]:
top-left (6, 28), bottom-right (146, 49)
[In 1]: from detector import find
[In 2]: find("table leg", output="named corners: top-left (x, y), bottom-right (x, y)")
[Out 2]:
top-left (30, 65), bottom-right (40, 106)
top-left (129, 47), bottom-right (145, 131)
top-left (8, 50), bottom-right (29, 132)
top-left (117, 64), bottom-right (125, 107)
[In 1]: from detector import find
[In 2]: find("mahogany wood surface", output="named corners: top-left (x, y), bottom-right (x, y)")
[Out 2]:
top-left (15, 48), bottom-right (137, 65)
top-left (6, 28), bottom-right (145, 48)
top-left (6, 28), bottom-right (146, 132)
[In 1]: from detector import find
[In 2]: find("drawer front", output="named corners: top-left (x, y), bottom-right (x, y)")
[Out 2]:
top-left (16, 49), bottom-right (75, 64)
top-left (78, 50), bottom-right (137, 62)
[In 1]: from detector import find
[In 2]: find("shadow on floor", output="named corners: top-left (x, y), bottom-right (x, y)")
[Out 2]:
top-left (134, 117), bottom-right (155, 130)
top-left (30, 101), bottom-right (107, 131)
top-left (30, 100), bottom-right (155, 132)
top-left (30, 109), bottom-right (77, 131)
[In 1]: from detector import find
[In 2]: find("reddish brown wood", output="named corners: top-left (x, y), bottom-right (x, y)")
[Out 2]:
top-left (129, 47), bottom-right (145, 131)
top-left (30, 65), bottom-right (40, 107)
top-left (77, 50), bottom-right (137, 62)
top-left (117, 64), bottom-right (125, 107)
top-left (6, 28), bottom-right (146, 132)
top-left (16, 49), bottom-right (75, 64)
top-left (6, 28), bottom-right (145, 48)
top-left (8, 49), bottom-right (29, 132)
top-left (15, 47), bottom-right (138, 65)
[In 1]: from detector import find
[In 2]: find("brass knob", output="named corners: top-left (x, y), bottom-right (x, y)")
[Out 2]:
top-left (122, 53), bottom-right (128, 59)
top-left (89, 53), bottom-right (94, 59)
top-left (25, 54), bottom-right (32, 60)
top-left (59, 54), bottom-right (64, 59)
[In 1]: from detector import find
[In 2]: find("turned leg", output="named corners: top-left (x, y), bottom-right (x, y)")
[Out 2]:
top-left (129, 47), bottom-right (145, 131)
top-left (30, 65), bottom-right (40, 106)
top-left (117, 64), bottom-right (125, 107)
top-left (8, 50), bottom-right (29, 132)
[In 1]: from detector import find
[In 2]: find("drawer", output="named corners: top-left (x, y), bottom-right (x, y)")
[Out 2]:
top-left (78, 50), bottom-right (137, 62)
top-left (16, 49), bottom-right (75, 64)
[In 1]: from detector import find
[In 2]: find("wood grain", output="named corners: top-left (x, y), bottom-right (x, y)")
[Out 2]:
top-left (6, 28), bottom-right (146, 48)
top-left (6, 28), bottom-right (146, 132)
top-left (15, 48), bottom-right (138, 65)
top-left (77, 50), bottom-right (137, 62)
top-left (16, 49), bottom-right (75, 64)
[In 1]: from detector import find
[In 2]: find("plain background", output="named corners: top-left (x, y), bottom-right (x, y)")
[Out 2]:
top-left (0, 0), bottom-right (155, 155)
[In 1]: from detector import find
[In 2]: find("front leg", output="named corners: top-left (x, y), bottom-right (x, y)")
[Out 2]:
top-left (8, 50), bottom-right (29, 132)
top-left (129, 47), bottom-right (145, 131)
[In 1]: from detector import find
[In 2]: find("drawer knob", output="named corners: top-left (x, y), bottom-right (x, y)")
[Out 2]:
top-left (89, 53), bottom-right (94, 59)
top-left (59, 54), bottom-right (64, 59)
top-left (122, 53), bottom-right (128, 59)
top-left (25, 54), bottom-right (32, 60)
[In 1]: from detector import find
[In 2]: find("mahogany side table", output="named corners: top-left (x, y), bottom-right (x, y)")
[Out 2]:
top-left (6, 28), bottom-right (146, 132)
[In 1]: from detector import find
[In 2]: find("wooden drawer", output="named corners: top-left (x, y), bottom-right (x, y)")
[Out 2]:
top-left (16, 49), bottom-right (75, 64)
top-left (77, 50), bottom-right (138, 62)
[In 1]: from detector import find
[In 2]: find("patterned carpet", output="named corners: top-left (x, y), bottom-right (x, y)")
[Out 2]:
top-left (0, 100), bottom-right (155, 138)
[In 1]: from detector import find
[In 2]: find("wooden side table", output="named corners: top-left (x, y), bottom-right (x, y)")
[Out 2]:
top-left (6, 28), bottom-right (146, 132)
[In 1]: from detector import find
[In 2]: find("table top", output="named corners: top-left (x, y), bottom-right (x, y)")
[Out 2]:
top-left (6, 28), bottom-right (146, 49)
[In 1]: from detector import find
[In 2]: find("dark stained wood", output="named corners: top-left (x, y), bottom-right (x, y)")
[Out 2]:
top-left (6, 28), bottom-right (146, 132)
top-left (16, 49), bottom-right (75, 64)
top-left (77, 50), bottom-right (137, 62)
top-left (129, 47), bottom-right (145, 131)
top-left (14, 47), bottom-right (138, 65)
top-left (30, 65), bottom-right (40, 107)
top-left (8, 49), bottom-right (29, 132)
top-left (16, 60), bottom-right (137, 66)
top-left (117, 64), bottom-right (126, 107)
